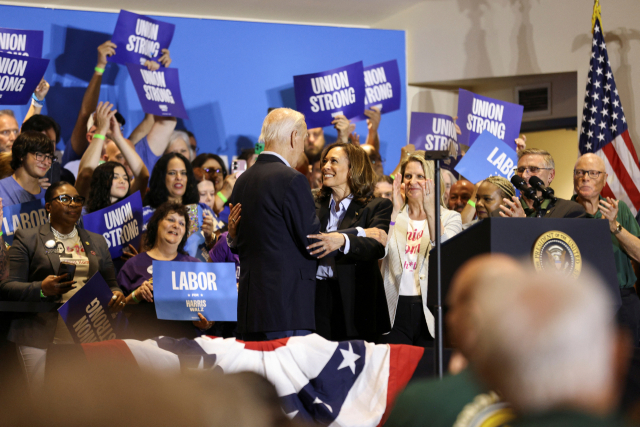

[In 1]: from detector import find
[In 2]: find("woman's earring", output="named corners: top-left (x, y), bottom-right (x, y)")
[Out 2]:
top-left (48, 213), bottom-right (50, 222)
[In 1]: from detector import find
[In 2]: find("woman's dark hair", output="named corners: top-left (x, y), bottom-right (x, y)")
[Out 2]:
top-left (86, 162), bottom-right (131, 213)
top-left (10, 131), bottom-right (55, 170)
top-left (192, 153), bottom-right (227, 178)
top-left (315, 142), bottom-right (376, 205)
top-left (144, 202), bottom-right (190, 254)
top-left (143, 152), bottom-right (199, 208)
top-left (21, 114), bottom-right (61, 144)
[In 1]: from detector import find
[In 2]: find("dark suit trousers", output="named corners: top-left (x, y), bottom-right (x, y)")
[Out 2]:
top-left (315, 278), bottom-right (349, 341)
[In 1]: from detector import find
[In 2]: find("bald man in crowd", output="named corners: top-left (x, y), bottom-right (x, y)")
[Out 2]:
top-left (386, 254), bottom-right (524, 427)
top-left (229, 108), bottom-right (320, 341)
top-left (448, 178), bottom-right (474, 213)
top-left (494, 148), bottom-right (585, 218)
top-left (571, 153), bottom-right (640, 345)
top-left (475, 269), bottom-right (630, 426)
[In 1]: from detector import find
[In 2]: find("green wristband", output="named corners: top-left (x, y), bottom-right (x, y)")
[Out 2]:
top-left (131, 290), bottom-right (139, 304)
top-left (217, 191), bottom-right (228, 204)
top-left (40, 289), bottom-right (45, 299)
top-left (93, 134), bottom-right (106, 141)
top-left (95, 66), bottom-right (105, 74)
top-left (467, 200), bottom-right (476, 208)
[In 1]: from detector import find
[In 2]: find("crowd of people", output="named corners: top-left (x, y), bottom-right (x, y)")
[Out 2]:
top-left (1, 37), bottom-right (640, 426)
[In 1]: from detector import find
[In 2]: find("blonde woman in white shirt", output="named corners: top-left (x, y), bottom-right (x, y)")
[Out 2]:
top-left (379, 153), bottom-right (462, 346)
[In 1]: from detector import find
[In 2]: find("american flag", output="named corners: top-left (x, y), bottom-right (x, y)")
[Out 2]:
top-left (579, 3), bottom-right (640, 216)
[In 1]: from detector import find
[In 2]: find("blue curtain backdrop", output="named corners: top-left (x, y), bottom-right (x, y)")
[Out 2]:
top-left (1, 5), bottom-right (406, 173)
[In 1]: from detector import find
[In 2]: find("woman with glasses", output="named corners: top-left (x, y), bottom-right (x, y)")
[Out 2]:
top-left (192, 153), bottom-right (236, 222)
top-left (142, 153), bottom-right (216, 255)
top-left (0, 181), bottom-right (125, 389)
top-left (0, 131), bottom-right (55, 207)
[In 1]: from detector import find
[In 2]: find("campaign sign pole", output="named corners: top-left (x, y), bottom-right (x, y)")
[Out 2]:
top-left (456, 88), bottom-right (524, 150)
top-left (0, 28), bottom-right (44, 57)
top-left (413, 113), bottom-right (458, 380)
top-left (453, 130), bottom-right (518, 184)
top-left (352, 60), bottom-right (401, 122)
top-left (82, 192), bottom-right (143, 259)
top-left (127, 63), bottom-right (189, 119)
top-left (153, 261), bottom-right (237, 321)
top-left (1, 199), bottom-right (47, 245)
top-left (58, 272), bottom-right (124, 343)
top-left (108, 10), bottom-right (175, 67)
top-left (0, 52), bottom-right (49, 105)
top-left (293, 61), bottom-right (365, 128)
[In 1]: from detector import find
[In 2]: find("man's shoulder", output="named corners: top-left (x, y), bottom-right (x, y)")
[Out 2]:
top-left (552, 198), bottom-right (586, 217)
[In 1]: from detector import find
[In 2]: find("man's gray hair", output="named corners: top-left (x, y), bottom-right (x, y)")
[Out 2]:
top-left (259, 108), bottom-right (305, 148)
top-left (475, 268), bottom-right (614, 412)
top-left (518, 148), bottom-right (555, 169)
top-left (0, 109), bottom-right (15, 118)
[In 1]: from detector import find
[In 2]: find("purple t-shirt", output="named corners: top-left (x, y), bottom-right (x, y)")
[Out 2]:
top-left (209, 231), bottom-right (240, 280)
top-left (0, 176), bottom-right (46, 207)
top-left (135, 136), bottom-right (161, 177)
top-left (117, 251), bottom-right (200, 294)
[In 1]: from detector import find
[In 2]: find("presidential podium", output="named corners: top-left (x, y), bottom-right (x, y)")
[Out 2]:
top-left (427, 217), bottom-right (622, 310)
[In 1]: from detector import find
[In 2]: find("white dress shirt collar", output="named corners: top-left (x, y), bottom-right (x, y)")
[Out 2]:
top-left (260, 151), bottom-right (290, 168)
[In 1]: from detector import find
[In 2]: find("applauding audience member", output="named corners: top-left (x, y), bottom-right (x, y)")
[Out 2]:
top-left (460, 176), bottom-right (516, 227)
top-left (75, 102), bottom-right (149, 200)
top-left (0, 131), bottom-right (54, 206)
top-left (571, 153), bottom-right (640, 345)
top-left (308, 142), bottom-right (392, 342)
top-left (380, 153), bottom-right (462, 346)
top-left (0, 181), bottom-right (125, 389)
top-left (441, 169), bottom-right (457, 207)
top-left (117, 202), bottom-right (213, 339)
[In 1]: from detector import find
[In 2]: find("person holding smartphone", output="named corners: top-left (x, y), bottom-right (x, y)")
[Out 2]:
top-left (0, 181), bottom-right (125, 390)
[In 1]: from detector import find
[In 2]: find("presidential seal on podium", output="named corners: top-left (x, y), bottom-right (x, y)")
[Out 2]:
top-left (532, 230), bottom-right (582, 278)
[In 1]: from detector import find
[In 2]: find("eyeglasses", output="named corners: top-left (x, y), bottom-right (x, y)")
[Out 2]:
top-left (53, 194), bottom-right (85, 206)
top-left (0, 129), bottom-right (18, 138)
top-left (574, 169), bottom-right (604, 179)
top-left (514, 166), bottom-right (553, 175)
top-left (203, 167), bottom-right (222, 175)
top-left (33, 152), bottom-right (57, 164)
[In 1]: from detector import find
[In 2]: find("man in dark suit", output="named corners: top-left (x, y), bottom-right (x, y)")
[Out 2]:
top-left (491, 148), bottom-right (586, 218)
top-left (229, 108), bottom-right (321, 341)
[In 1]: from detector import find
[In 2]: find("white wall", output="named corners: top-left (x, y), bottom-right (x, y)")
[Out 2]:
top-left (375, 0), bottom-right (640, 152)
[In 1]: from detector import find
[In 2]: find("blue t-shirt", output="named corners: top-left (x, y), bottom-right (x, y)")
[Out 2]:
top-left (135, 136), bottom-right (162, 177)
top-left (0, 176), bottom-right (46, 207)
top-left (60, 141), bottom-right (82, 167)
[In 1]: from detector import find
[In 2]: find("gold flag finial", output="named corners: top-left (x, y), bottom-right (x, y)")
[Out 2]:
top-left (592, 0), bottom-right (602, 33)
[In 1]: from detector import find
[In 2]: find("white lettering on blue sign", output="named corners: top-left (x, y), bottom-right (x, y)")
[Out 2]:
top-left (172, 271), bottom-right (217, 291)
top-left (0, 33), bottom-right (28, 56)
top-left (140, 69), bottom-right (175, 104)
top-left (466, 98), bottom-right (506, 139)
top-left (486, 146), bottom-right (516, 178)
top-left (309, 70), bottom-right (356, 112)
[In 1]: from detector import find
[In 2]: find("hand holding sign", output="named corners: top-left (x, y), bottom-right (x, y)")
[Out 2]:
top-left (94, 101), bottom-right (116, 135)
top-left (144, 48), bottom-right (171, 71)
top-left (97, 40), bottom-right (116, 69)
top-left (193, 312), bottom-right (214, 331)
top-left (33, 78), bottom-right (49, 102)
top-left (108, 291), bottom-right (126, 312)
top-left (331, 114), bottom-right (355, 144)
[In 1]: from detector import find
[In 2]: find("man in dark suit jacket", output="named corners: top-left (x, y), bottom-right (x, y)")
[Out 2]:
top-left (492, 148), bottom-right (586, 218)
top-left (229, 108), bottom-right (321, 340)
top-left (315, 196), bottom-right (392, 342)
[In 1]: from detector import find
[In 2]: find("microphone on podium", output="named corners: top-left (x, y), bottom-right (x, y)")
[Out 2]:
top-left (528, 176), bottom-right (556, 201)
top-left (510, 175), bottom-right (537, 200)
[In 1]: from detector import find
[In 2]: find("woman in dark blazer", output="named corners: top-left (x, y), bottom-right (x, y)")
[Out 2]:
top-left (308, 142), bottom-right (392, 342)
top-left (0, 181), bottom-right (125, 389)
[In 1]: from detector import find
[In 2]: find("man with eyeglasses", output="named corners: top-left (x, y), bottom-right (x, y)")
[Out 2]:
top-left (0, 131), bottom-right (55, 207)
top-left (571, 153), bottom-right (640, 344)
top-left (492, 148), bottom-right (585, 218)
